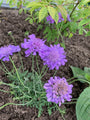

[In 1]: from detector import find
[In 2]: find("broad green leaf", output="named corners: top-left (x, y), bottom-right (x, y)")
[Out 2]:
top-left (79, 19), bottom-right (90, 27)
top-left (48, 6), bottom-right (59, 24)
top-left (39, 7), bottom-right (47, 22)
top-left (26, 2), bottom-right (42, 8)
top-left (70, 66), bottom-right (85, 79)
top-left (57, 5), bottom-right (67, 22)
top-left (76, 87), bottom-right (90, 120)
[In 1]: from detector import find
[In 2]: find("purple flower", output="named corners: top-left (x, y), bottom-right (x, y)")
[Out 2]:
top-left (67, 14), bottom-right (71, 22)
top-left (46, 15), bottom-right (55, 24)
top-left (58, 12), bottom-right (64, 22)
top-left (39, 44), bottom-right (67, 70)
top-left (21, 34), bottom-right (45, 57)
top-left (44, 76), bottom-right (73, 106)
top-left (46, 12), bottom-right (71, 24)
top-left (0, 45), bottom-right (21, 61)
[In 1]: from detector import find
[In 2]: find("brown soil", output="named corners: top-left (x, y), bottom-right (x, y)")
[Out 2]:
top-left (0, 8), bottom-right (90, 120)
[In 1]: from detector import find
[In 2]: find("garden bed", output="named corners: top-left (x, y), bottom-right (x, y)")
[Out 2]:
top-left (0, 8), bottom-right (90, 120)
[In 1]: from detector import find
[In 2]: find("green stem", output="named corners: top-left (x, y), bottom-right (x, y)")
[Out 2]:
top-left (1, 60), bottom-right (9, 73)
top-left (56, 23), bottom-right (65, 48)
top-left (0, 89), bottom-right (10, 93)
top-left (9, 33), bottom-right (24, 71)
top-left (13, 95), bottom-right (32, 100)
top-left (0, 100), bottom-right (33, 110)
top-left (41, 65), bottom-right (47, 76)
top-left (36, 55), bottom-right (40, 74)
top-left (9, 57), bottom-right (27, 89)
top-left (53, 70), bottom-right (57, 77)
top-left (0, 61), bottom-right (16, 79)
top-left (41, 67), bottom-right (48, 77)
top-left (71, 98), bottom-right (77, 101)
top-left (56, 104), bottom-right (66, 120)
top-left (67, 77), bottom-right (75, 81)
top-left (0, 66), bottom-right (7, 73)
top-left (0, 67), bottom-right (17, 79)
top-left (62, 101), bottom-right (76, 104)
top-left (69, 79), bottom-right (90, 85)
top-left (70, 1), bottom-right (80, 17)
top-left (32, 55), bottom-right (34, 72)
top-left (0, 81), bottom-right (16, 87)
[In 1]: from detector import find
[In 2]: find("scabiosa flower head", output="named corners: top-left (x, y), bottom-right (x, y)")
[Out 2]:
top-left (21, 34), bottom-right (45, 57)
top-left (39, 44), bottom-right (67, 70)
top-left (44, 76), bottom-right (73, 106)
top-left (0, 45), bottom-right (21, 61)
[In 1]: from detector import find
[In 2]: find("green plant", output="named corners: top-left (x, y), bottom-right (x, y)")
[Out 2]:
top-left (0, 33), bottom-right (69, 118)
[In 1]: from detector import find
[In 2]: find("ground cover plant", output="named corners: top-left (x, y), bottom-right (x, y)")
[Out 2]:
top-left (0, 0), bottom-right (90, 120)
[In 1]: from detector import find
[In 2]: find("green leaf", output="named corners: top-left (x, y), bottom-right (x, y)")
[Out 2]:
top-left (85, 73), bottom-right (90, 81)
top-left (60, 42), bottom-right (65, 49)
top-left (70, 66), bottom-right (85, 79)
top-left (70, 22), bottom-right (78, 33)
top-left (19, 8), bottom-right (23, 14)
top-left (48, 6), bottom-right (59, 24)
top-left (78, 0), bottom-right (90, 7)
top-left (29, 19), bottom-right (33, 24)
top-left (39, 7), bottom-right (47, 22)
top-left (79, 28), bottom-right (83, 35)
top-left (69, 33), bottom-right (73, 38)
top-left (85, 31), bottom-right (90, 36)
top-left (84, 67), bottom-right (90, 73)
top-left (84, 67), bottom-right (90, 81)
top-left (79, 19), bottom-right (90, 27)
top-left (76, 87), bottom-right (90, 120)
top-left (57, 5), bottom-right (67, 22)
top-left (26, 2), bottom-right (42, 8)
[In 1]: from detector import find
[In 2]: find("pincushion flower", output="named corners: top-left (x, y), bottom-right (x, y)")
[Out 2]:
top-left (0, 45), bottom-right (21, 61)
top-left (39, 44), bottom-right (67, 70)
top-left (44, 76), bottom-right (73, 106)
top-left (21, 34), bottom-right (45, 57)
top-left (46, 12), bottom-right (71, 24)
